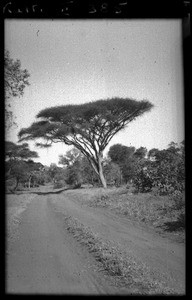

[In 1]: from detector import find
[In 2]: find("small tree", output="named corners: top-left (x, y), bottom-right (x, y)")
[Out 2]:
top-left (18, 98), bottom-right (153, 188)
top-left (108, 144), bottom-right (136, 184)
top-left (9, 160), bottom-right (29, 191)
top-left (5, 50), bottom-right (30, 130)
top-left (133, 147), bottom-right (147, 160)
top-left (59, 148), bottom-right (84, 188)
top-left (132, 161), bottom-right (153, 193)
top-left (48, 163), bottom-right (61, 183)
top-left (5, 141), bottom-right (39, 190)
top-left (108, 144), bottom-right (135, 165)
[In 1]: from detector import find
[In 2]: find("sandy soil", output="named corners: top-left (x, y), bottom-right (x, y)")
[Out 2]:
top-left (6, 189), bottom-right (185, 295)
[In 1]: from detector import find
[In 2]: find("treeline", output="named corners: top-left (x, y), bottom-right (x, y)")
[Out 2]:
top-left (56, 140), bottom-right (185, 196)
top-left (5, 140), bottom-right (185, 197)
top-left (5, 142), bottom-right (50, 191)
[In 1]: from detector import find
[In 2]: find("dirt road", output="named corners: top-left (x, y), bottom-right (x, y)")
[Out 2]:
top-left (6, 195), bottom-right (118, 295)
top-left (6, 191), bottom-right (185, 295)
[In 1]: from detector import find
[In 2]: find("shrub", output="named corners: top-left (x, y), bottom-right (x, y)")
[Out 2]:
top-left (65, 166), bottom-right (82, 188)
top-left (133, 159), bottom-right (185, 196)
top-left (53, 181), bottom-right (65, 189)
top-left (132, 168), bottom-right (153, 193)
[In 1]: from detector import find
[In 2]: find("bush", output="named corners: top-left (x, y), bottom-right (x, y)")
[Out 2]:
top-left (132, 168), bottom-right (153, 193)
top-left (104, 162), bottom-right (122, 187)
top-left (53, 181), bottom-right (65, 189)
top-left (65, 166), bottom-right (82, 188)
top-left (133, 159), bottom-right (185, 196)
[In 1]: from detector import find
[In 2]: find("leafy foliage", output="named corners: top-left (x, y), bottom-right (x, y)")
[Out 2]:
top-left (47, 163), bottom-right (64, 183)
top-left (132, 141), bottom-right (185, 195)
top-left (132, 162), bottom-right (153, 193)
top-left (103, 162), bottom-right (122, 186)
top-left (64, 166), bottom-right (82, 188)
top-left (133, 147), bottom-right (147, 160)
top-left (108, 144), bottom-right (138, 184)
top-left (108, 144), bottom-right (135, 165)
top-left (5, 50), bottom-right (30, 130)
top-left (5, 141), bottom-right (39, 161)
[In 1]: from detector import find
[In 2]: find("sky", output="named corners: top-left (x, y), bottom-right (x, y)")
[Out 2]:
top-left (5, 19), bottom-right (184, 166)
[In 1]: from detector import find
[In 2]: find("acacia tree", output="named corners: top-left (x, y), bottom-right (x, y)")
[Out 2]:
top-left (5, 141), bottom-right (39, 171)
top-left (5, 50), bottom-right (30, 130)
top-left (18, 98), bottom-right (153, 188)
top-left (5, 141), bottom-right (39, 190)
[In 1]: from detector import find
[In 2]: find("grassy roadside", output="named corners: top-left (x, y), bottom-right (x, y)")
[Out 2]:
top-left (6, 194), bottom-right (35, 245)
top-left (58, 213), bottom-right (175, 295)
top-left (63, 186), bottom-right (185, 241)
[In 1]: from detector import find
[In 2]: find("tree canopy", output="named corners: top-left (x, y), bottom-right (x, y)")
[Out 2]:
top-left (108, 144), bottom-right (135, 165)
top-left (5, 141), bottom-right (39, 161)
top-left (18, 97), bottom-right (154, 188)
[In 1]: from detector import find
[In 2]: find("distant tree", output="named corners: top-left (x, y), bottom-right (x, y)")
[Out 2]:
top-left (5, 141), bottom-right (39, 179)
top-left (64, 165), bottom-right (82, 188)
top-left (5, 141), bottom-right (39, 190)
top-left (148, 148), bottom-right (159, 161)
top-left (8, 160), bottom-right (30, 191)
top-left (108, 144), bottom-right (135, 165)
top-left (108, 144), bottom-right (136, 184)
top-left (18, 98), bottom-right (154, 188)
top-left (133, 147), bottom-right (147, 160)
top-left (59, 148), bottom-right (84, 188)
top-left (121, 156), bottom-right (137, 184)
top-left (47, 163), bottom-right (60, 183)
top-left (24, 160), bottom-right (45, 188)
top-left (58, 148), bottom-right (83, 167)
top-left (5, 141), bottom-right (38, 161)
top-left (5, 50), bottom-right (30, 130)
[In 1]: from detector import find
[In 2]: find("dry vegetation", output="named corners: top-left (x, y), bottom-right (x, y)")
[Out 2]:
top-left (62, 214), bottom-right (174, 295)
top-left (63, 186), bottom-right (185, 242)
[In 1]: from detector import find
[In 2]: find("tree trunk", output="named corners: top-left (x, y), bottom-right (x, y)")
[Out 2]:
top-left (28, 176), bottom-right (32, 189)
top-left (14, 178), bottom-right (19, 191)
top-left (6, 167), bottom-right (12, 180)
top-left (99, 167), bottom-right (107, 188)
top-left (98, 155), bottom-right (107, 189)
top-left (89, 155), bottom-right (107, 189)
